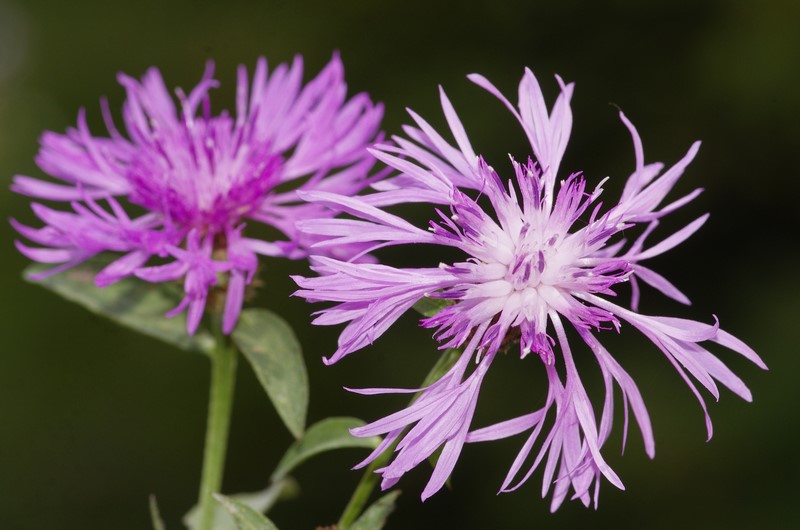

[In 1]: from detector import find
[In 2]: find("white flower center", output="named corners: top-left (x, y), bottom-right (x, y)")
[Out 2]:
top-left (503, 223), bottom-right (570, 292)
top-left (507, 247), bottom-right (546, 290)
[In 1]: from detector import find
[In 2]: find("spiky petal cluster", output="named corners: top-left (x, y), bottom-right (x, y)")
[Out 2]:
top-left (13, 54), bottom-right (383, 334)
top-left (293, 70), bottom-right (765, 509)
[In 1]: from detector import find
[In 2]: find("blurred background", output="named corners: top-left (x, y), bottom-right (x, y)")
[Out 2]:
top-left (1, 0), bottom-right (798, 528)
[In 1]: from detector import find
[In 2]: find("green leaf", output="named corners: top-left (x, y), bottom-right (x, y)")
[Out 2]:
top-left (419, 348), bottom-right (461, 389)
top-left (232, 308), bottom-right (308, 438)
top-left (412, 294), bottom-right (459, 499)
top-left (183, 479), bottom-right (297, 530)
top-left (212, 494), bottom-right (279, 530)
top-left (272, 417), bottom-right (380, 482)
top-left (412, 296), bottom-right (454, 318)
top-left (24, 262), bottom-right (214, 354)
top-left (349, 491), bottom-right (401, 530)
top-left (417, 348), bottom-right (460, 488)
top-left (149, 495), bottom-right (166, 530)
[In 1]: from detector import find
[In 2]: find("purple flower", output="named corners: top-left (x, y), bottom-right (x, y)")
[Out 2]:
top-left (12, 54), bottom-right (383, 334)
top-left (293, 69), bottom-right (766, 508)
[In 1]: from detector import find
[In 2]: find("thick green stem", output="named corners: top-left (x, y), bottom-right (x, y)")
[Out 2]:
top-left (196, 336), bottom-right (238, 530)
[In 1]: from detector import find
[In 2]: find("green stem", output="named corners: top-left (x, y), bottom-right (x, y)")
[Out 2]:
top-left (337, 348), bottom-right (462, 529)
top-left (196, 334), bottom-right (238, 530)
top-left (337, 441), bottom-right (396, 529)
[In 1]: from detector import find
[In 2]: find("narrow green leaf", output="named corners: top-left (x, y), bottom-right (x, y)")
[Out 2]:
top-left (24, 262), bottom-right (214, 353)
top-left (419, 348), bottom-right (461, 389)
top-left (184, 479), bottom-right (297, 530)
top-left (272, 417), bottom-right (380, 482)
top-left (339, 348), bottom-right (461, 529)
top-left (417, 348), bottom-right (461, 488)
top-left (149, 495), bottom-right (166, 530)
top-left (232, 308), bottom-right (308, 438)
top-left (212, 494), bottom-right (279, 530)
top-left (349, 491), bottom-right (401, 530)
top-left (412, 296), bottom-right (454, 318)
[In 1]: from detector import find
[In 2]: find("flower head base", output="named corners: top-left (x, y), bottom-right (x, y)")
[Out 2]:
top-left (13, 54), bottom-right (383, 334)
top-left (294, 69), bottom-right (765, 509)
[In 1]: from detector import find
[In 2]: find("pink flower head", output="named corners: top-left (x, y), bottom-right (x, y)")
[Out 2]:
top-left (293, 69), bottom-right (765, 508)
top-left (12, 54), bottom-right (383, 334)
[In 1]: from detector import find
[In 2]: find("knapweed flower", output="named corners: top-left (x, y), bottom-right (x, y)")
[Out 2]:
top-left (12, 54), bottom-right (383, 334)
top-left (293, 70), bottom-right (766, 509)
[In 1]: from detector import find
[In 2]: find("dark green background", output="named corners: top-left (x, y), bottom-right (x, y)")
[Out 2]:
top-left (1, 0), bottom-right (797, 528)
